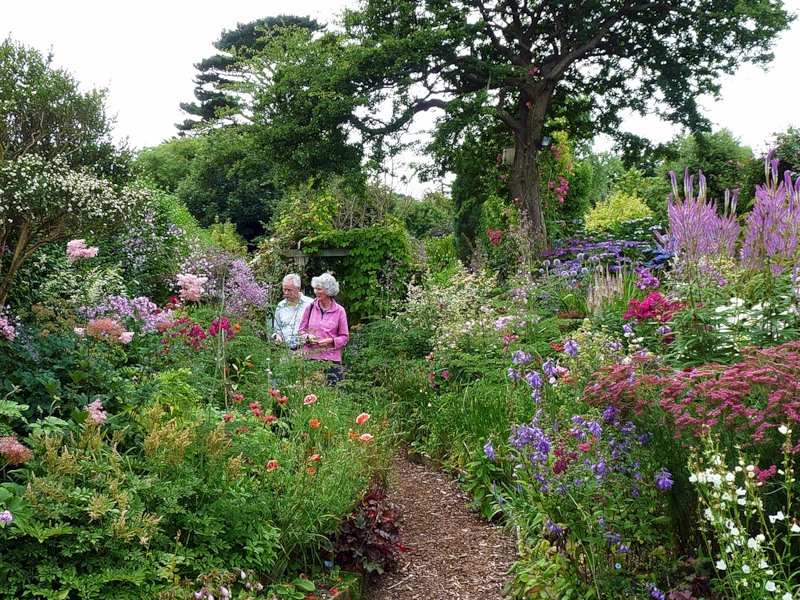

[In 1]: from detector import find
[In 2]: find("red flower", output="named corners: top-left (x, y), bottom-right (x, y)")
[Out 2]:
top-left (309, 453), bottom-right (321, 462)
top-left (224, 413), bottom-right (234, 422)
top-left (266, 460), bottom-right (279, 472)
top-left (263, 414), bottom-right (277, 424)
top-left (269, 388), bottom-right (281, 397)
top-left (359, 433), bottom-right (374, 442)
top-left (309, 419), bottom-right (320, 429)
top-left (233, 393), bottom-right (245, 402)
top-left (276, 396), bottom-right (288, 405)
top-left (356, 413), bottom-right (370, 425)
top-left (252, 408), bottom-right (264, 417)
top-left (303, 394), bottom-right (317, 405)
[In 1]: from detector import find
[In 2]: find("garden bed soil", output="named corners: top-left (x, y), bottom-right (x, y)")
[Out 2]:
top-left (363, 451), bottom-right (517, 599)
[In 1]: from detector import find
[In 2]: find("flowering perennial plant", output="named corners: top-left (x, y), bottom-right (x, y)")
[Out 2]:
top-left (79, 294), bottom-right (172, 332)
top-left (689, 434), bottom-right (799, 599)
top-left (0, 435), bottom-right (33, 466)
top-left (65, 239), bottom-right (99, 261)
top-left (659, 341), bottom-right (800, 449)
top-left (508, 407), bottom-right (677, 595)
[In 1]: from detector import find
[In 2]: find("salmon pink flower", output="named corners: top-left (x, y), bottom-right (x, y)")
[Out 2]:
top-left (303, 394), bottom-right (317, 405)
top-left (269, 388), bottom-right (281, 397)
top-left (263, 415), bottom-right (277, 424)
top-left (224, 413), bottom-right (234, 422)
top-left (359, 433), bottom-right (374, 442)
top-left (356, 412), bottom-right (370, 425)
top-left (266, 460), bottom-right (279, 471)
top-left (276, 396), bottom-right (288, 405)
top-left (310, 453), bottom-right (321, 462)
top-left (309, 419), bottom-right (320, 428)
top-left (232, 393), bottom-right (245, 402)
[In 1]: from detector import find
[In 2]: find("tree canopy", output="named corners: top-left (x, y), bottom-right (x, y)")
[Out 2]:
top-left (177, 15), bottom-right (323, 132)
top-left (239, 0), bottom-right (793, 253)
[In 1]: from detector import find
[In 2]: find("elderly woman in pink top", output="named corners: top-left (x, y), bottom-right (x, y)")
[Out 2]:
top-left (298, 273), bottom-right (349, 386)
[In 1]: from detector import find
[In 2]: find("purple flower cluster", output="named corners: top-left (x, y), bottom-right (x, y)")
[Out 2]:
top-left (225, 259), bottom-right (270, 318)
top-left (79, 295), bottom-right (171, 332)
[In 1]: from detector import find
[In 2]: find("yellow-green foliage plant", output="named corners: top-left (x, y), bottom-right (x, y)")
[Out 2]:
top-left (584, 191), bottom-right (652, 232)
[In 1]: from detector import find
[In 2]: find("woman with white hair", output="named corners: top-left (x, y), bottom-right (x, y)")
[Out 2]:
top-left (298, 272), bottom-right (349, 385)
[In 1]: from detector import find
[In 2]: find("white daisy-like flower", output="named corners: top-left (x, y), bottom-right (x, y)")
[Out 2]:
top-left (715, 559), bottom-right (727, 571)
top-left (790, 522), bottom-right (800, 533)
top-left (765, 581), bottom-right (776, 592)
top-left (742, 564), bottom-right (751, 573)
top-left (778, 425), bottom-right (788, 435)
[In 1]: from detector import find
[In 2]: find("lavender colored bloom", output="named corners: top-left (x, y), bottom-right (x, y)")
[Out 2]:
top-left (484, 439), bottom-right (496, 460)
top-left (645, 582), bottom-right (667, 600)
top-left (622, 323), bottom-right (633, 335)
top-left (563, 339), bottom-right (579, 356)
top-left (657, 325), bottom-right (671, 335)
top-left (512, 349), bottom-right (532, 364)
top-left (655, 468), bottom-right (674, 491)
top-left (602, 405), bottom-right (620, 423)
top-left (530, 388), bottom-right (542, 402)
top-left (545, 520), bottom-right (564, 535)
top-left (542, 360), bottom-right (558, 377)
top-left (525, 371), bottom-right (543, 388)
top-left (508, 367), bottom-right (520, 380)
top-left (618, 543), bottom-right (630, 553)
top-left (605, 530), bottom-right (621, 544)
top-left (587, 420), bottom-right (602, 436)
top-left (0, 510), bottom-right (12, 524)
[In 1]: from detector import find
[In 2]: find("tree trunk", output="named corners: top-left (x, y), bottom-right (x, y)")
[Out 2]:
top-left (509, 140), bottom-right (547, 257)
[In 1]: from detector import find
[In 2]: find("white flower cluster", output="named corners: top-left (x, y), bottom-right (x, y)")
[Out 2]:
top-left (0, 154), bottom-right (149, 233)
top-left (689, 436), bottom-right (798, 599)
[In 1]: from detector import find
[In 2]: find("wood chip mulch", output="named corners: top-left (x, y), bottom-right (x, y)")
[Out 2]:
top-left (363, 451), bottom-right (517, 600)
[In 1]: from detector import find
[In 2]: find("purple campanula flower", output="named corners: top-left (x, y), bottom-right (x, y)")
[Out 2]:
top-left (587, 420), bottom-right (602, 436)
top-left (602, 405), bottom-right (620, 423)
top-left (622, 323), bottom-right (633, 335)
top-left (484, 438), bottom-right (496, 460)
top-left (655, 468), bottom-right (674, 491)
top-left (0, 510), bottom-right (12, 524)
top-left (525, 371), bottom-right (543, 388)
top-left (657, 325), bottom-right (671, 335)
top-left (564, 340), bottom-right (579, 356)
top-left (530, 388), bottom-right (542, 402)
top-left (645, 583), bottom-right (667, 600)
top-left (508, 367), bottom-right (520, 380)
top-left (542, 360), bottom-right (558, 377)
top-left (512, 349), bottom-right (532, 364)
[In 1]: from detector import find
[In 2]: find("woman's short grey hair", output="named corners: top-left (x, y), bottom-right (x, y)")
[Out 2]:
top-left (311, 273), bottom-right (339, 297)
top-left (283, 273), bottom-right (301, 288)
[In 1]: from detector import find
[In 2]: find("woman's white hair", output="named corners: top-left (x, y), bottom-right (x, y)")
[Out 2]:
top-left (311, 272), bottom-right (339, 297)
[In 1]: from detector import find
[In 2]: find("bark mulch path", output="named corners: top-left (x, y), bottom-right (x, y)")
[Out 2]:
top-left (363, 451), bottom-right (517, 600)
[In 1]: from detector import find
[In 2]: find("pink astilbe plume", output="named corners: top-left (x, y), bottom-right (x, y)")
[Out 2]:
top-left (176, 273), bottom-right (208, 303)
top-left (66, 239), bottom-right (99, 261)
top-left (0, 436), bottom-right (33, 465)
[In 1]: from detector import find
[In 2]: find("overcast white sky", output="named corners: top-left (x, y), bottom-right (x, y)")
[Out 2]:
top-left (5, 0), bottom-right (800, 181)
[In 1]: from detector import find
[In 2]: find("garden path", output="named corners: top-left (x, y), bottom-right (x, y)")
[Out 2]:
top-left (363, 452), bottom-right (516, 599)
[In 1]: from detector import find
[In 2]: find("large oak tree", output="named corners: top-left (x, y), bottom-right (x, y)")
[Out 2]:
top-left (242, 0), bottom-right (792, 253)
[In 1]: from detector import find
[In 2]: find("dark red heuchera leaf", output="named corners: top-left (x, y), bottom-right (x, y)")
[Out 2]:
top-left (334, 482), bottom-right (407, 575)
